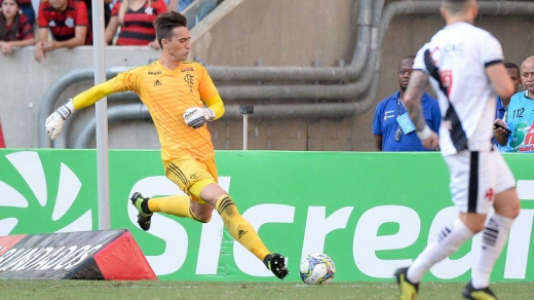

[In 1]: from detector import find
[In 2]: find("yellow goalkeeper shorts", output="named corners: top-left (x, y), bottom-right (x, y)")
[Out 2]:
top-left (165, 157), bottom-right (218, 203)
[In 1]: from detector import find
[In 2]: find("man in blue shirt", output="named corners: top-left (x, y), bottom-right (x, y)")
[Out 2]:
top-left (372, 56), bottom-right (441, 151)
top-left (494, 56), bottom-right (534, 152)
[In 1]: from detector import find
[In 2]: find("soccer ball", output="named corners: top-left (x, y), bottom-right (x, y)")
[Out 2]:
top-left (299, 253), bottom-right (336, 285)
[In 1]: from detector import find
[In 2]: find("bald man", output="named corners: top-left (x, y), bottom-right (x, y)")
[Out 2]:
top-left (494, 56), bottom-right (534, 152)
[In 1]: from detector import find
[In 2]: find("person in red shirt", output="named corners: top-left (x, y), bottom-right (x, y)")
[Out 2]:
top-left (34, 0), bottom-right (90, 62)
top-left (105, 0), bottom-right (166, 48)
top-left (0, 0), bottom-right (34, 55)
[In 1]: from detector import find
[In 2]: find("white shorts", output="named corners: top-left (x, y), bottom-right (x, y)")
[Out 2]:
top-left (443, 150), bottom-right (516, 214)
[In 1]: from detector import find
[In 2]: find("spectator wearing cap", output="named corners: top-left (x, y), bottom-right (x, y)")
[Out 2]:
top-left (0, 0), bottom-right (35, 55)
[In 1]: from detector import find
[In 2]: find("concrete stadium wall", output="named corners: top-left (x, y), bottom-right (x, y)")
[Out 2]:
top-left (1, 0), bottom-right (533, 150)
top-left (0, 46), bottom-right (162, 149)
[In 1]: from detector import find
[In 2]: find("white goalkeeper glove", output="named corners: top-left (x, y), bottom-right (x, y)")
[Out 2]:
top-left (45, 99), bottom-right (75, 140)
top-left (183, 107), bottom-right (215, 129)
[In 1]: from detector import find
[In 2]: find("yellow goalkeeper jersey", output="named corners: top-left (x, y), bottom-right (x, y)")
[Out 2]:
top-left (72, 60), bottom-right (224, 166)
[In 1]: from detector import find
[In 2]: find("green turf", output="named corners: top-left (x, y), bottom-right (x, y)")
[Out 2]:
top-left (0, 281), bottom-right (531, 300)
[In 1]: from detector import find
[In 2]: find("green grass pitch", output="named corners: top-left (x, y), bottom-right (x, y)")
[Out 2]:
top-left (0, 280), bottom-right (532, 300)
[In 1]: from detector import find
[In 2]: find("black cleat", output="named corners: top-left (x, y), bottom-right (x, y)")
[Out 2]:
top-left (263, 253), bottom-right (289, 280)
top-left (462, 281), bottom-right (498, 300)
top-left (394, 267), bottom-right (419, 300)
top-left (130, 192), bottom-right (153, 231)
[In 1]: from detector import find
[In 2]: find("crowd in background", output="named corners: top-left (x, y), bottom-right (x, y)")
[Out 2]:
top-left (0, 0), bottom-right (194, 59)
top-left (373, 55), bottom-right (534, 154)
top-left (1, 0), bottom-right (533, 154)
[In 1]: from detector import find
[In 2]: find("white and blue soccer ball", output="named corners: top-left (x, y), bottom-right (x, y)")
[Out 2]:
top-left (299, 253), bottom-right (336, 285)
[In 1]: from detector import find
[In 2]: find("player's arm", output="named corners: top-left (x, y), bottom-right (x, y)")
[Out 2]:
top-left (403, 70), bottom-right (439, 149)
top-left (45, 80), bottom-right (116, 140)
top-left (486, 63), bottom-right (515, 99)
top-left (183, 67), bottom-right (225, 129)
top-left (403, 70), bottom-right (429, 131)
top-left (203, 95), bottom-right (224, 120)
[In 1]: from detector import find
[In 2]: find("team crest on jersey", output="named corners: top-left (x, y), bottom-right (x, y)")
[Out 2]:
top-left (484, 188), bottom-right (495, 201)
top-left (184, 74), bottom-right (194, 94)
top-left (65, 18), bottom-right (75, 28)
top-left (430, 46), bottom-right (441, 66)
top-left (145, 7), bottom-right (153, 15)
top-left (148, 70), bottom-right (161, 75)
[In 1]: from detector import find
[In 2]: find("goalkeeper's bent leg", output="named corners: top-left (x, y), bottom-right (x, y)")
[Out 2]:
top-left (148, 195), bottom-right (210, 223)
top-left (215, 195), bottom-right (271, 261)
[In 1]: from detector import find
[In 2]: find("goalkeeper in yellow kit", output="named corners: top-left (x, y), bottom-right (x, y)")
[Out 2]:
top-left (44, 11), bottom-right (288, 280)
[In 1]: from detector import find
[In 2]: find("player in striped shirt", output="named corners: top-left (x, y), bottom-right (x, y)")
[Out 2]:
top-left (0, 0), bottom-right (35, 55)
top-left (45, 11), bottom-right (289, 280)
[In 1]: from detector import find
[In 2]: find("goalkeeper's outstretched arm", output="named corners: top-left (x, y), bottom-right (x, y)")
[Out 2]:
top-left (203, 95), bottom-right (225, 120)
top-left (45, 81), bottom-right (116, 140)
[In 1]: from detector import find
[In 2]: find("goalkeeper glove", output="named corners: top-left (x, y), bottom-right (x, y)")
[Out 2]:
top-left (45, 99), bottom-right (74, 140)
top-left (183, 107), bottom-right (215, 129)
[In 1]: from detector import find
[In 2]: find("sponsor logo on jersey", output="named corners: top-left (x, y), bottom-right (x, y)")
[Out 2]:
top-left (184, 74), bottom-right (194, 94)
top-left (153, 80), bottom-right (162, 86)
top-left (148, 70), bottom-right (161, 75)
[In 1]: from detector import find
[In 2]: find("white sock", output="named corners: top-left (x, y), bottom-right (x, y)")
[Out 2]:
top-left (407, 219), bottom-right (473, 283)
top-left (471, 212), bottom-right (514, 289)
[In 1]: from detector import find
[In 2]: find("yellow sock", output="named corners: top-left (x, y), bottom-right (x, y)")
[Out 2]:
top-left (215, 195), bottom-right (270, 261)
top-left (148, 195), bottom-right (208, 222)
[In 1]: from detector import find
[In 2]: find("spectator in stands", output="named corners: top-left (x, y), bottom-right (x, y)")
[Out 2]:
top-left (82, 0), bottom-right (113, 28)
top-left (80, 0), bottom-right (113, 45)
top-left (166, 0), bottom-right (178, 11)
top-left (17, 0), bottom-right (34, 27)
top-left (105, 0), bottom-right (167, 48)
top-left (495, 62), bottom-right (522, 119)
top-left (493, 62), bottom-right (521, 150)
top-left (373, 55), bottom-right (441, 151)
top-left (494, 56), bottom-right (534, 152)
top-left (177, 0), bottom-right (193, 12)
top-left (166, 0), bottom-right (194, 12)
top-left (0, 0), bottom-right (35, 55)
top-left (34, 0), bottom-right (90, 62)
